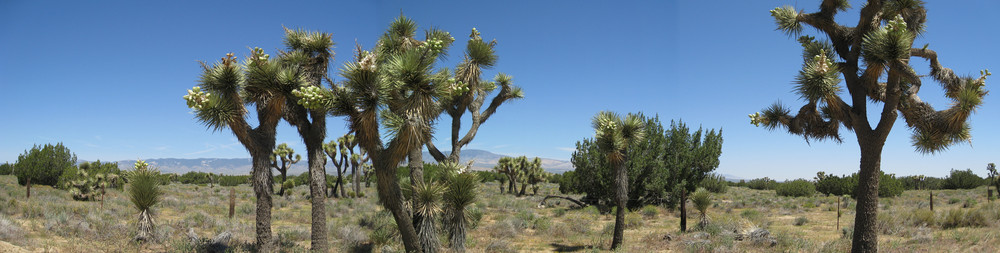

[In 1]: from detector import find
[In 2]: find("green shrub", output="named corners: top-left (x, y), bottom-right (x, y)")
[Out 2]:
top-left (641, 205), bottom-right (658, 218)
top-left (909, 209), bottom-right (935, 226)
top-left (942, 169), bottom-right (985, 189)
top-left (624, 211), bottom-right (644, 229)
top-left (699, 173), bottom-right (729, 194)
top-left (0, 163), bottom-right (12, 175)
top-left (963, 198), bottom-right (977, 208)
top-left (794, 216), bottom-right (808, 226)
top-left (745, 177), bottom-right (778, 190)
top-left (940, 208), bottom-right (988, 229)
top-left (13, 143), bottom-right (77, 186)
top-left (814, 171), bottom-right (903, 198)
top-left (776, 179), bottom-right (816, 197)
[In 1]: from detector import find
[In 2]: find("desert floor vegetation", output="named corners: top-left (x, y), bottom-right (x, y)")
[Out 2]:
top-left (1, 174), bottom-right (999, 252)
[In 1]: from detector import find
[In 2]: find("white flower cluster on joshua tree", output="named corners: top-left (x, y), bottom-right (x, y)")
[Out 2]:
top-left (183, 86), bottom-right (211, 110)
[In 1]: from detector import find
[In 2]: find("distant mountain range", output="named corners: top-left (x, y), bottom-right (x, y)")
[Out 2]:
top-left (112, 149), bottom-right (574, 175)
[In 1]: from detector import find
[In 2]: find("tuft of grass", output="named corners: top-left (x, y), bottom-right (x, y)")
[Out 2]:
top-left (794, 216), bottom-right (809, 226)
top-left (641, 204), bottom-right (658, 218)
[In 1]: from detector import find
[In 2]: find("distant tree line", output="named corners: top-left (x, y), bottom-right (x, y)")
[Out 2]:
top-left (727, 168), bottom-right (991, 198)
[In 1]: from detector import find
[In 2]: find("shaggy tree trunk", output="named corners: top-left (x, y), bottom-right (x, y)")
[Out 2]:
top-left (135, 209), bottom-right (155, 242)
top-left (305, 140), bottom-right (329, 252)
top-left (408, 149), bottom-right (426, 236)
top-left (851, 136), bottom-right (885, 253)
top-left (229, 188), bottom-right (236, 219)
top-left (334, 162), bottom-right (345, 198)
top-left (611, 161), bottom-right (627, 250)
top-left (518, 181), bottom-right (527, 197)
top-left (374, 156), bottom-right (422, 252)
top-left (250, 153), bottom-right (275, 251)
top-left (278, 171), bottom-right (287, 196)
top-left (449, 211), bottom-right (467, 253)
top-left (420, 213), bottom-right (440, 253)
top-left (25, 178), bottom-right (30, 199)
top-left (353, 160), bottom-right (362, 197)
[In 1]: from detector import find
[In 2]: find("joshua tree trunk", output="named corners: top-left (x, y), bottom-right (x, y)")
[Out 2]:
top-left (611, 160), bottom-right (627, 250)
top-left (334, 163), bottom-right (345, 198)
top-left (449, 211), bottom-right (468, 253)
top-left (353, 160), bottom-right (362, 197)
top-left (250, 153), bottom-right (275, 250)
top-left (25, 178), bottom-right (30, 199)
top-left (408, 149), bottom-right (427, 236)
top-left (851, 131), bottom-right (888, 253)
top-left (305, 139), bottom-right (329, 252)
top-left (518, 181), bottom-right (527, 197)
top-left (135, 210), bottom-right (155, 242)
top-left (229, 188), bottom-right (236, 219)
top-left (373, 156), bottom-right (422, 252)
top-left (278, 172), bottom-right (288, 196)
top-left (420, 213), bottom-right (440, 253)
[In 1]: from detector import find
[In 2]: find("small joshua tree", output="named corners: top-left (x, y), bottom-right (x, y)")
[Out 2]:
top-left (592, 111), bottom-right (645, 250)
top-left (441, 162), bottom-right (479, 252)
top-left (270, 143), bottom-right (301, 196)
top-left (128, 160), bottom-right (162, 243)
top-left (987, 163), bottom-right (998, 200)
top-left (691, 188), bottom-right (712, 230)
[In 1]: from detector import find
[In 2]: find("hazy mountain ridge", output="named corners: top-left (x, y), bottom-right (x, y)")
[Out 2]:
top-left (111, 149), bottom-right (574, 175)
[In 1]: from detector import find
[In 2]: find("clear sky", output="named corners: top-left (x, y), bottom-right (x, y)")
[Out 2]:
top-left (2, 0), bottom-right (997, 180)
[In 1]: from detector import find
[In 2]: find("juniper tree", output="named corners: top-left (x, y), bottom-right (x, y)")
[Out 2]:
top-left (293, 15), bottom-right (465, 252)
top-left (663, 120), bottom-right (723, 232)
top-left (592, 111), bottom-right (645, 250)
top-left (270, 143), bottom-right (301, 196)
top-left (425, 28), bottom-right (524, 164)
top-left (184, 49), bottom-right (296, 249)
top-left (750, 1), bottom-right (989, 251)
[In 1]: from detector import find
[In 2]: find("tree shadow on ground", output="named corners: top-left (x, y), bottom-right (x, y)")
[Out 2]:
top-left (549, 243), bottom-right (592, 252)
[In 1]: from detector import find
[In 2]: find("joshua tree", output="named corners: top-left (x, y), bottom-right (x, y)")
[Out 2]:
top-left (492, 157), bottom-right (520, 194)
top-left (988, 163), bottom-right (998, 198)
top-left (325, 133), bottom-right (368, 198)
top-left (128, 160), bottom-right (162, 243)
top-left (279, 28), bottom-right (336, 251)
top-left (750, 1), bottom-right (989, 251)
top-left (184, 48), bottom-right (294, 249)
top-left (293, 15), bottom-right (465, 252)
top-left (425, 28), bottom-right (524, 164)
top-left (441, 162), bottom-right (478, 252)
top-left (592, 111), bottom-right (645, 250)
top-left (270, 143), bottom-right (301, 196)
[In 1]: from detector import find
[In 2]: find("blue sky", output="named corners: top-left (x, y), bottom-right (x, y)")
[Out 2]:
top-left (1, 0), bottom-right (997, 180)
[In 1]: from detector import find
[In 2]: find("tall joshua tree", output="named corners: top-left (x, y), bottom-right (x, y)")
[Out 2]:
top-left (325, 134), bottom-right (366, 198)
top-left (184, 49), bottom-right (296, 249)
top-left (750, 1), bottom-right (989, 251)
top-left (426, 28), bottom-right (524, 164)
top-left (280, 28), bottom-right (335, 251)
top-left (270, 143), bottom-right (301, 196)
top-left (294, 15), bottom-right (465, 252)
top-left (592, 111), bottom-right (645, 250)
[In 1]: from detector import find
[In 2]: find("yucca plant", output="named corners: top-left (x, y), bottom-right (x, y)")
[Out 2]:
top-left (441, 162), bottom-right (479, 253)
top-left (691, 188), bottom-right (712, 230)
top-left (408, 181), bottom-right (446, 253)
top-left (128, 160), bottom-right (162, 243)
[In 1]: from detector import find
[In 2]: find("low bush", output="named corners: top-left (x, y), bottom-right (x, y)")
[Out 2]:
top-left (744, 177), bottom-right (778, 190)
top-left (776, 179), bottom-right (816, 197)
top-left (940, 208), bottom-right (988, 229)
top-left (641, 205), bottom-right (659, 218)
top-left (909, 209), bottom-right (935, 226)
top-left (700, 173), bottom-right (729, 194)
top-left (794, 216), bottom-right (808, 226)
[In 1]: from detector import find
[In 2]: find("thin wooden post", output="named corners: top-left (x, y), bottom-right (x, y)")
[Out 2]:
top-left (929, 190), bottom-right (934, 211)
top-left (26, 178), bottom-right (31, 199)
top-left (836, 196), bottom-right (841, 231)
top-left (229, 187), bottom-right (236, 219)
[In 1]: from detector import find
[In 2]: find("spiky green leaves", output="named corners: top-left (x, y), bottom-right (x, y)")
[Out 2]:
top-left (770, 6), bottom-right (802, 36)
top-left (862, 16), bottom-right (914, 65)
top-left (283, 27), bottom-right (334, 56)
top-left (795, 51), bottom-right (842, 103)
top-left (911, 123), bottom-right (970, 154)
top-left (186, 85), bottom-right (241, 132)
top-left (128, 160), bottom-right (162, 212)
top-left (410, 181), bottom-right (446, 217)
top-left (443, 172), bottom-right (478, 213)
top-left (882, 0), bottom-right (927, 35)
top-left (466, 32), bottom-right (497, 67)
top-left (593, 111), bottom-right (646, 165)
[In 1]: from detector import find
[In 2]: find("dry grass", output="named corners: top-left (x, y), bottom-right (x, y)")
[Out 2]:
top-left (0, 175), bottom-right (998, 252)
